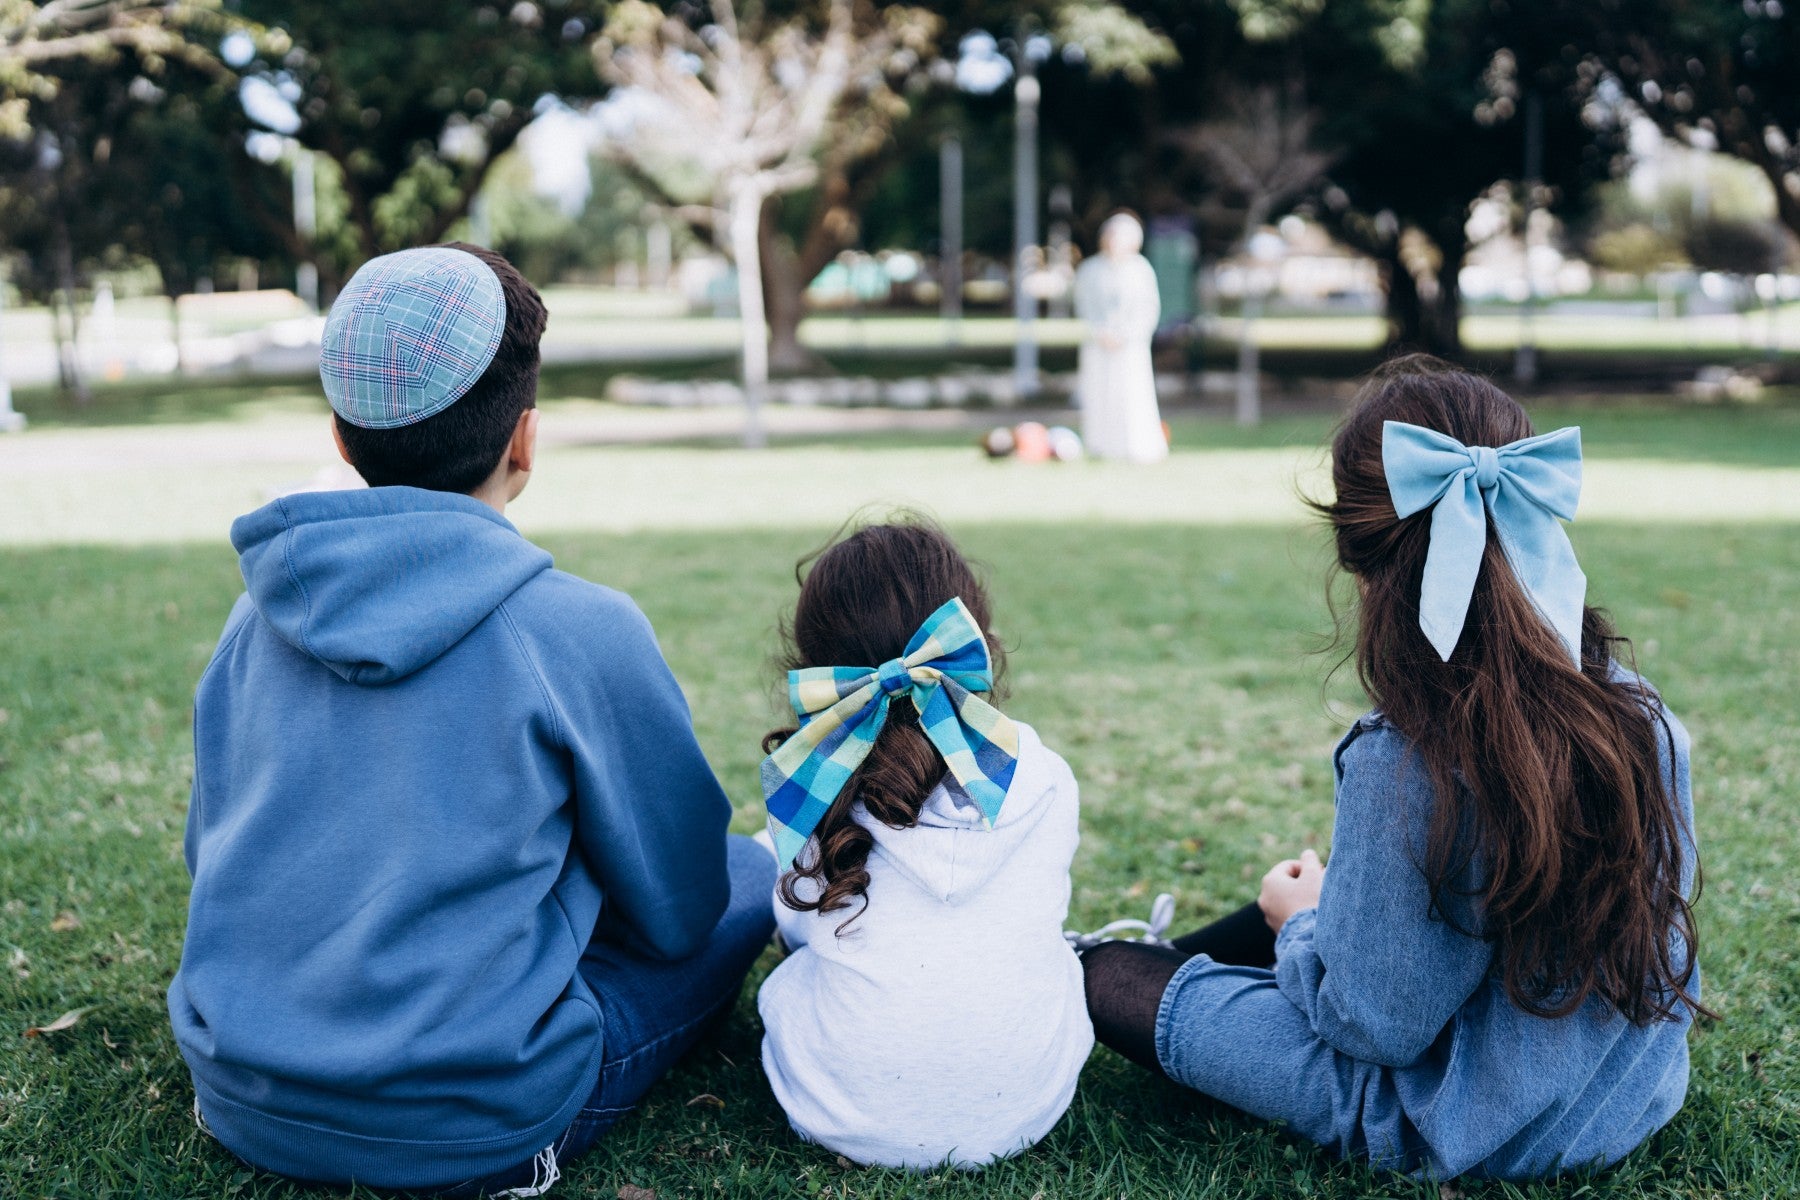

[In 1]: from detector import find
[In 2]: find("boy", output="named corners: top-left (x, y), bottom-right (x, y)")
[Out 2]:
top-left (169, 244), bottom-right (775, 1196)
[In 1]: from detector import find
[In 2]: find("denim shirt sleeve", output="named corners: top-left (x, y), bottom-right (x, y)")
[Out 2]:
top-left (1273, 719), bottom-right (1492, 1069)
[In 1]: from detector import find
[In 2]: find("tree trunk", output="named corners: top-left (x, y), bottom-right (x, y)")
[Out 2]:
top-left (169, 293), bottom-right (187, 376)
top-left (1381, 226), bottom-right (1464, 360)
top-left (728, 181), bottom-right (769, 449)
top-left (1236, 288), bottom-right (1263, 426)
top-left (1382, 237), bottom-right (1426, 355)
top-left (51, 205), bottom-right (90, 405)
top-left (1427, 216), bottom-right (1467, 360)
top-left (759, 199), bottom-right (814, 373)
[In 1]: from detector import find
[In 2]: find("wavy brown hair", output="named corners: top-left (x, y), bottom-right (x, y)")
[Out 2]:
top-left (763, 517), bottom-right (1007, 933)
top-left (1316, 355), bottom-right (1707, 1025)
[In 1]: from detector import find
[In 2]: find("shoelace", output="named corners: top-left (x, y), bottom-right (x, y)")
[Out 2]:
top-left (491, 1144), bottom-right (561, 1199)
top-left (1064, 891), bottom-right (1176, 952)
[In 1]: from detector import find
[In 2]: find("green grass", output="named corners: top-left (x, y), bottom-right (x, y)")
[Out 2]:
top-left (2, 402), bottom-right (1799, 1197)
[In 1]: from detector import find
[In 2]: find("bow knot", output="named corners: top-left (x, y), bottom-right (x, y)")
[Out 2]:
top-left (876, 657), bottom-right (914, 695)
top-left (761, 598), bottom-right (1022, 870)
top-left (1381, 420), bottom-right (1586, 665)
top-left (1471, 444), bottom-right (1501, 490)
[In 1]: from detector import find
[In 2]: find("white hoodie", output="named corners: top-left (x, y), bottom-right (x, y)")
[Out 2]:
top-left (757, 722), bottom-right (1094, 1169)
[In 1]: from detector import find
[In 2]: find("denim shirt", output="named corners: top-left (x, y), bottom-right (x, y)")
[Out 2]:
top-left (1269, 693), bottom-right (1697, 1177)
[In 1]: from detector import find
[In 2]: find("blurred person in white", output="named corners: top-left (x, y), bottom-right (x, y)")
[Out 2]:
top-left (1074, 212), bottom-right (1167, 464)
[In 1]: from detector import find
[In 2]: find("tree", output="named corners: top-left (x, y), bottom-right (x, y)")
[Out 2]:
top-left (594, 0), bottom-right (870, 447)
top-left (1179, 79), bottom-right (1336, 423)
top-left (0, 0), bottom-right (225, 136)
top-left (604, 1), bottom-right (1178, 376)
top-left (1591, 0), bottom-right (1800, 242)
top-left (1301, 0), bottom-right (1621, 358)
top-left (0, 0), bottom-right (244, 400)
top-left (232, 0), bottom-right (608, 273)
top-left (752, 4), bottom-right (941, 371)
top-left (102, 73), bottom-right (292, 369)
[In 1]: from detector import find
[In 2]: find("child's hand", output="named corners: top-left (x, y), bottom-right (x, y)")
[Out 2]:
top-left (1258, 848), bottom-right (1324, 934)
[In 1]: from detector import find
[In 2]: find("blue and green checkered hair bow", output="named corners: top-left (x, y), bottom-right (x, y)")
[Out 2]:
top-left (761, 597), bottom-right (1021, 871)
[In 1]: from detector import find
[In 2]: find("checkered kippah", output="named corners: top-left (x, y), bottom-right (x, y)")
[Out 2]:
top-left (321, 247), bottom-right (507, 429)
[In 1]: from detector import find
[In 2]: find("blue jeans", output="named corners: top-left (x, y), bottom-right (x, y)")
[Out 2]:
top-left (441, 834), bottom-right (776, 1197)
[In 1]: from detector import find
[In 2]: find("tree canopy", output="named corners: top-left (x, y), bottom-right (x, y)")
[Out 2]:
top-left (232, 0), bottom-right (609, 265)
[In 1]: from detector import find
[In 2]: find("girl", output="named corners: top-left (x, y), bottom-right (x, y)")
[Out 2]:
top-left (1082, 356), bottom-right (1708, 1179)
top-left (756, 519), bottom-right (1094, 1169)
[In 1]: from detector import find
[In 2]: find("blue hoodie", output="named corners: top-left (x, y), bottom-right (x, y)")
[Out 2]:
top-left (168, 486), bottom-right (732, 1189)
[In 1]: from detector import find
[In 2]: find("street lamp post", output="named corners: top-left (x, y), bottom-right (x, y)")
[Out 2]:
top-left (0, 280), bottom-right (23, 432)
top-left (1514, 90), bottom-right (1544, 385)
top-left (940, 134), bottom-right (963, 344)
top-left (1012, 51), bottom-right (1040, 399)
top-left (293, 143), bottom-right (319, 312)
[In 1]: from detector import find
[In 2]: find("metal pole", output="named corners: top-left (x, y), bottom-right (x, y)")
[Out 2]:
top-left (1012, 51), bottom-right (1040, 398)
top-left (0, 279), bottom-right (22, 432)
top-left (1514, 90), bottom-right (1544, 385)
top-left (940, 135), bottom-right (963, 343)
top-left (1046, 184), bottom-right (1073, 319)
top-left (293, 145), bottom-right (320, 311)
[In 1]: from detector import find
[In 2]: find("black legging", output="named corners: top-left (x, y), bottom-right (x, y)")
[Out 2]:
top-left (1081, 901), bottom-right (1276, 1075)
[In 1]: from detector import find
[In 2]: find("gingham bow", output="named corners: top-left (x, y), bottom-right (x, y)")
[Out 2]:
top-left (760, 597), bottom-right (1021, 870)
top-left (1382, 420), bottom-right (1586, 665)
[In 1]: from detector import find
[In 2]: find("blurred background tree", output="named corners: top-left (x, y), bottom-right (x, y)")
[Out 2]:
top-left (0, 0), bottom-right (227, 135)
top-left (1592, 0), bottom-right (1800, 239)
top-left (230, 0), bottom-right (609, 275)
top-left (7, 0), bottom-right (1800, 412)
top-left (0, 0), bottom-right (249, 400)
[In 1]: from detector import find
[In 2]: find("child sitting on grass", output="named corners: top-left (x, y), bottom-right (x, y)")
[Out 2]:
top-left (169, 244), bottom-right (774, 1197)
top-left (1081, 355), bottom-right (1709, 1179)
top-left (755, 518), bottom-right (1094, 1169)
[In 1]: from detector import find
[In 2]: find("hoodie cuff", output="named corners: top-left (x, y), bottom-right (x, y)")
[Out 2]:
top-left (1273, 906), bottom-right (1318, 961)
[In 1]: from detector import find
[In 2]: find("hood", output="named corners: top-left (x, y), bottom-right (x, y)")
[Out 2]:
top-left (231, 486), bottom-right (552, 686)
top-left (864, 723), bottom-right (1057, 904)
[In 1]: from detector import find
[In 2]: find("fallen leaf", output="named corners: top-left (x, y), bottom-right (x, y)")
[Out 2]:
top-left (685, 1093), bottom-right (725, 1109)
top-left (49, 912), bottom-right (80, 933)
top-left (24, 1006), bottom-right (95, 1038)
top-left (618, 1187), bottom-right (656, 1200)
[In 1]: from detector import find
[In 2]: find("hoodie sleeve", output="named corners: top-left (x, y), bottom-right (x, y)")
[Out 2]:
top-left (524, 584), bottom-right (732, 961)
top-left (186, 594), bottom-right (258, 877)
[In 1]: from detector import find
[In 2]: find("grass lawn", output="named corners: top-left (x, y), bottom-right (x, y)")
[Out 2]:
top-left (2, 406), bottom-right (1798, 1197)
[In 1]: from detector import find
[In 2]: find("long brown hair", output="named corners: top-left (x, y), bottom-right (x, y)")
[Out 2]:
top-left (763, 516), bottom-right (1008, 931)
top-left (1317, 355), bottom-right (1707, 1024)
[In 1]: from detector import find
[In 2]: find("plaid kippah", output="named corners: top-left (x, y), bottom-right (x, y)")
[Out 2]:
top-left (320, 247), bottom-right (507, 429)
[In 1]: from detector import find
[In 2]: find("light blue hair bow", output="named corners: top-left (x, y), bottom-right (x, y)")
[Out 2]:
top-left (1381, 420), bottom-right (1586, 665)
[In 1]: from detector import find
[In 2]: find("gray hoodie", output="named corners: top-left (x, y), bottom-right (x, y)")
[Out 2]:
top-left (757, 722), bottom-right (1093, 1168)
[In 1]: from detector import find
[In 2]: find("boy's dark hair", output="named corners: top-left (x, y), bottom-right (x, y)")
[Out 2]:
top-left (763, 514), bottom-right (1007, 933)
top-left (334, 243), bottom-right (548, 495)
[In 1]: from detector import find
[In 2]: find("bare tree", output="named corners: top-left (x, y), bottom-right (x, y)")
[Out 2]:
top-left (595, 0), bottom-right (862, 447)
top-left (1177, 80), bottom-right (1336, 424)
